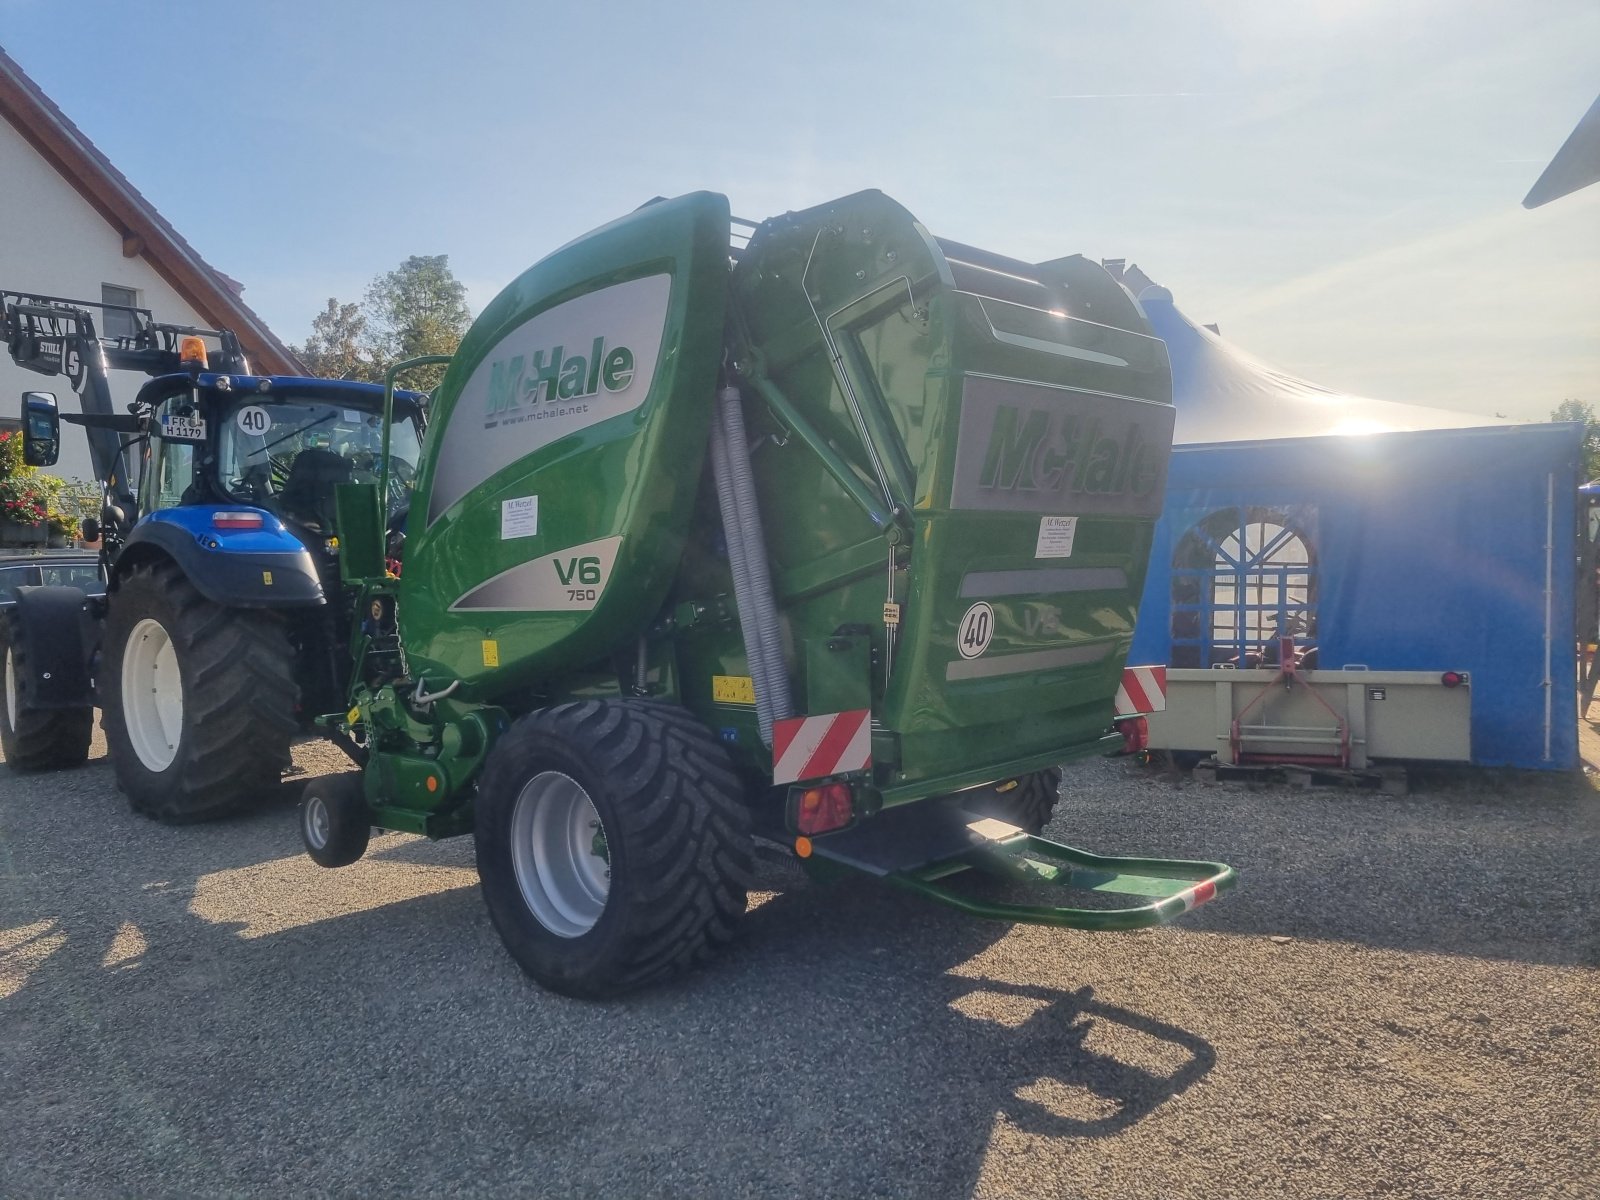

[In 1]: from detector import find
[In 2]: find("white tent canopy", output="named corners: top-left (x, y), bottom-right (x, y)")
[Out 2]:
top-left (1132, 283), bottom-right (1511, 447)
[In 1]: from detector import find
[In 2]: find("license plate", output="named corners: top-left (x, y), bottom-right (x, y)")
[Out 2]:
top-left (160, 414), bottom-right (207, 441)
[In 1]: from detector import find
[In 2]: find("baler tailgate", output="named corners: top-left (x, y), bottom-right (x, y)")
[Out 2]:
top-left (808, 804), bottom-right (1235, 932)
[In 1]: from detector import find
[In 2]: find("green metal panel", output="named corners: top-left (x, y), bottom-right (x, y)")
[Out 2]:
top-left (334, 482), bottom-right (385, 582)
top-left (696, 190), bottom-right (1175, 796)
top-left (398, 192), bottom-right (732, 701)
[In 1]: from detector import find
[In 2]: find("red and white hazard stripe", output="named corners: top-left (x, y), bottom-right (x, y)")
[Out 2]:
top-left (1114, 665), bottom-right (1167, 717)
top-left (772, 709), bottom-right (872, 785)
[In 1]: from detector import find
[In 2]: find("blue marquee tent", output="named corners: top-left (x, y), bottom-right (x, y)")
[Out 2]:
top-left (1124, 284), bottom-right (1583, 770)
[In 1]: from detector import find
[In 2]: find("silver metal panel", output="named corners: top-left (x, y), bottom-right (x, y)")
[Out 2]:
top-left (1145, 668), bottom-right (1472, 764)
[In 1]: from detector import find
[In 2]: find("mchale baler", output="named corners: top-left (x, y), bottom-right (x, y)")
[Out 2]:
top-left (301, 190), bottom-right (1235, 997)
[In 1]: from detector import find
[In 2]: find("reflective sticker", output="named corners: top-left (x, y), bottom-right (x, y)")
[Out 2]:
top-left (712, 676), bottom-right (756, 705)
top-left (957, 601), bottom-right (994, 659)
top-left (235, 405), bottom-right (271, 435)
top-left (500, 496), bottom-right (539, 540)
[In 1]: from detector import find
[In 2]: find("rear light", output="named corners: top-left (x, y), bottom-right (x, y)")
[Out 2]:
top-left (1441, 671), bottom-right (1467, 688)
top-left (1115, 716), bottom-right (1149, 755)
top-left (792, 781), bottom-right (854, 836)
top-left (212, 511), bottom-right (264, 530)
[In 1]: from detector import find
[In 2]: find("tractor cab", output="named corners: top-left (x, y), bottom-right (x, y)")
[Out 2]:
top-left (133, 373), bottom-right (425, 544)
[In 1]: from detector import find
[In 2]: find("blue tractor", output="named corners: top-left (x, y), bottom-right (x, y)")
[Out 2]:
top-left (0, 291), bottom-right (424, 820)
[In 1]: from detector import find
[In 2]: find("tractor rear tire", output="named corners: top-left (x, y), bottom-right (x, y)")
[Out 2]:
top-left (102, 561), bottom-right (297, 823)
top-left (474, 698), bottom-right (753, 999)
top-left (961, 768), bottom-right (1062, 835)
top-left (0, 618), bottom-right (93, 772)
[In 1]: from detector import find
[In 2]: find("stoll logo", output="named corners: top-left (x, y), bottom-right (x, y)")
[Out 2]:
top-left (978, 402), bottom-right (1162, 501)
top-left (484, 337), bottom-right (636, 416)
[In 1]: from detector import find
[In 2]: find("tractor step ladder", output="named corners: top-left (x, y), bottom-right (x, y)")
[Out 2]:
top-left (807, 800), bottom-right (1235, 932)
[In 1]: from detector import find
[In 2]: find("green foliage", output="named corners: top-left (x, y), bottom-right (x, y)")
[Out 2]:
top-left (293, 299), bottom-right (374, 382)
top-left (1551, 399), bottom-right (1600, 481)
top-left (0, 430), bottom-right (81, 537)
top-left (292, 255), bottom-right (471, 393)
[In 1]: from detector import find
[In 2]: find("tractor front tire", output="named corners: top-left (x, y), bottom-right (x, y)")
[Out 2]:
top-left (0, 618), bottom-right (92, 772)
top-left (474, 699), bottom-right (754, 999)
top-left (102, 562), bottom-right (297, 823)
top-left (961, 767), bottom-right (1063, 835)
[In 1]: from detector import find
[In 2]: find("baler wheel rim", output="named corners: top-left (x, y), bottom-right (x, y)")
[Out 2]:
top-left (510, 770), bottom-right (611, 938)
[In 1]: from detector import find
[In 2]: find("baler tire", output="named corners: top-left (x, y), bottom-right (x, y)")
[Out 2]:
top-left (0, 620), bottom-right (93, 772)
top-left (963, 768), bottom-right (1062, 835)
top-left (474, 698), bottom-right (754, 999)
top-left (102, 561), bottom-right (297, 824)
top-left (300, 772), bottom-right (371, 868)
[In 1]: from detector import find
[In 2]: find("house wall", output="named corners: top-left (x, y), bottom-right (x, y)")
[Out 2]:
top-left (0, 115), bottom-right (212, 484)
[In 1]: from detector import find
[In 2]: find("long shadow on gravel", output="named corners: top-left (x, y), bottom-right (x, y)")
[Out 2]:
top-left (1056, 757), bottom-right (1600, 968)
top-left (0, 833), bottom-right (1217, 1200)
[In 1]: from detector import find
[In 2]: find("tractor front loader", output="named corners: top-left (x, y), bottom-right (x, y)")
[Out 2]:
top-left (2, 291), bottom-right (425, 820)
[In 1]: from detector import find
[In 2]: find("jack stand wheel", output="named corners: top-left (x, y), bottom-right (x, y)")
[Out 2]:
top-left (300, 772), bottom-right (371, 868)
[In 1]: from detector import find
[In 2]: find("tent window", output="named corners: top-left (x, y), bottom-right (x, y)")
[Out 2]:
top-left (1170, 507), bottom-right (1317, 668)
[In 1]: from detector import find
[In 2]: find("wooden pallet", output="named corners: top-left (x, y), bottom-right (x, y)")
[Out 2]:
top-left (1190, 757), bottom-right (1409, 795)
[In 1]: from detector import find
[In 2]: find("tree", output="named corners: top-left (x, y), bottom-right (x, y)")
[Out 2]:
top-left (362, 255), bottom-right (472, 391)
top-left (291, 255), bottom-right (472, 392)
top-left (1551, 399), bottom-right (1600, 481)
top-left (291, 298), bottom-right (373, 382)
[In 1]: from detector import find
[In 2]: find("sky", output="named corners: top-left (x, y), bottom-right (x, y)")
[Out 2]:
top-left (1, 0), bottom-right (1596, 421)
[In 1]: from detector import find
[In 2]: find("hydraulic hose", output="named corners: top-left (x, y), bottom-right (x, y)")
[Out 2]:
top-left (709, 385), bottom-right (795, 744)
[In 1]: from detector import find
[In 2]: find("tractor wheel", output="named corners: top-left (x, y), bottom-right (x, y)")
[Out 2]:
top-left (300, 772), bottom-right (371, 868)
top-left (474, 698), bottom-right (753, 999)
top-left (961, 768), bottom-right (1063, 835)
top-left (0, 618), bottom-right (92, 772)
top-left (102, 561), bottom-right (297, 823)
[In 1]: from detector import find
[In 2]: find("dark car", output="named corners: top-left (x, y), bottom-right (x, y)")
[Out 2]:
top-left (0, 551), bottom-right (105, 608)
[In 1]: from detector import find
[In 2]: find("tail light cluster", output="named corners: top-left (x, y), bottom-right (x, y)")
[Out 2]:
top-left (791, 781), bottom-right (854, 836)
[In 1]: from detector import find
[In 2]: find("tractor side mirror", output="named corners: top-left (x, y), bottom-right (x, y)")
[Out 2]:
top-left (21, 391), bottom-right (60, 466)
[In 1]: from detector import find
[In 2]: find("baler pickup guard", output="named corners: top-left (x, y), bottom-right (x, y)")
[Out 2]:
top-left (808, 803), bottom-right (1236, 932)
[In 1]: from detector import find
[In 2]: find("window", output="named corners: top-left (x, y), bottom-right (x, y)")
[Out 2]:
top-left (101, 284), bottom-right (139, 340)
top-left (1171, 506), bottom-right (1317, 668)
top-left (139, 392), bottom-right (200, 513)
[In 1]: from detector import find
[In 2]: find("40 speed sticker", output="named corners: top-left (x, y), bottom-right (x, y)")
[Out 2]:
top-left (957, 601), bottom-right (994, 659)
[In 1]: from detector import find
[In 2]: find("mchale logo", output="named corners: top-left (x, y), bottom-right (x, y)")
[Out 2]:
top-left (485, 336), bottom-right (635, 416)
top-left (979, 402), bottom-right (1161, 499)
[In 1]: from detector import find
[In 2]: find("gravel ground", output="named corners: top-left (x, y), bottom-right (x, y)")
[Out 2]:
top-left (2, 730), bottom-right (1596, 1199)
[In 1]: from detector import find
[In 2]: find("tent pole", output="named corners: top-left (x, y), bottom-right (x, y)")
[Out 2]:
top-left (1545, 472), bottom-right (1555, 762)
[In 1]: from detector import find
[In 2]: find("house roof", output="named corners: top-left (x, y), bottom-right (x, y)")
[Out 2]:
top-left (0, 45), bottom-right (305, 373)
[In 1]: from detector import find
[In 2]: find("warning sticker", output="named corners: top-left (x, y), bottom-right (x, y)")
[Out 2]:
top-left (500, 495), bottom-right (539, 540)
top-left (235, 405), bottom-right (271, 435)
top-left (482, 640), bottom-right (500, 668)
top-left (712, 675), bottom-right (756, 705)
top-left (1035, 516), bottom-right (1078, 559)
top-left (958, 601), bottom-right (994, 659)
